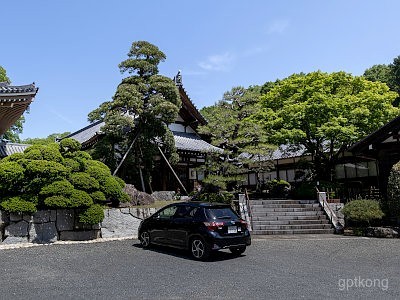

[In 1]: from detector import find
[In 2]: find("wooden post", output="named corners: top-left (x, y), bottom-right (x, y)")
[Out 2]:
top-left (158, 146), bottom-right (188, 195)
top-left (113, 128), bottom-right (141, 176)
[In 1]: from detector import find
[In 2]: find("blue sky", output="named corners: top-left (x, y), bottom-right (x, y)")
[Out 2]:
top-left (1, 0), bottom-right (400, 139)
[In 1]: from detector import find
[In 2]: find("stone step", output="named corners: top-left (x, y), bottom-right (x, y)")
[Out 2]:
top-left (252, 219), bottom-right (330, 225)
top-left (251, 228), bottom-right (335, 235)
top-left (252, 215), bottom-right (328, 221)
top-left (252, 224), bottom-right (332, 230)
top-left (249, 199), bottom-right (317, 205)
top-left (252, 211), bottom-right (325, 217)
top-left (250, 207), bottom-right (322, 213)
top-left (250, 203), bottom-right (321, 209)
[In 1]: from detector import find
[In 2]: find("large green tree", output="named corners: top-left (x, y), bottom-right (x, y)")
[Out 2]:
top-left (255, 71), bottom-right (399, 181)
top-left (199, 86), bottom-right (273, 190)
top-left (363, 55), bottom-right (400, 105)
top-left (88, 41), bottom-right (181, 190)
top-left (0, 65), bottom-right (25, 142)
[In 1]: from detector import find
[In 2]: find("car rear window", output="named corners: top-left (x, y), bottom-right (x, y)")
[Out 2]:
top-left (205, 207), bottom-right (239, 220)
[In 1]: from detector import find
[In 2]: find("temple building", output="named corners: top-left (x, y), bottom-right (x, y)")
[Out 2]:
top-left (66, 73), bottom-right (219, 193)
top-left (0, 82), bottom-right (38, 157)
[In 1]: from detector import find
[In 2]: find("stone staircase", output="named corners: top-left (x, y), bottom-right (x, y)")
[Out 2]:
top-left (249, 199), bottom-right (334, 235)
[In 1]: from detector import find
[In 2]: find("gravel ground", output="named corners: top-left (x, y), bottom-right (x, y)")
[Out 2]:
top-left (0, 236), bottom-right (398, 299)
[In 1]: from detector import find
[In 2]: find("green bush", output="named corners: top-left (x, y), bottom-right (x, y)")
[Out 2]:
top-left (44, 195), bottom-right (71, 208)
top-left (40, 180), bottom-right (74, 197)
top-left (79, 204), bottom-right (104, 225)
top-left (342, 199), bottom-right (384, 225)
top-left (99, 176), bottom-right (124, 199)
top-left (1, 152), bottom-right (25, 162)
top-left (59, 138), bottom-right (81, 154)
top-left (90, 191), bottom-right (107, 203)
top-left (86, 166), bottom-right (110, 181)
top-left (114, 176), bottom-right (126, 189)
top-left (0, 161), bottom-right (24, 192)
top-left (267, 179), bottom-right (290, 198)
top-left (44, 189), bottom-right (93, 208)
top-left (69, 172), bottom-right (100, 192)
top-left (387, 161), bottom-right (400, 218)
top-left (0, 138), bottom-right (126, 215)
top-left (0, 196), bottom-right (37, 214)
top-left (62, 158), bottom-right (82, 172)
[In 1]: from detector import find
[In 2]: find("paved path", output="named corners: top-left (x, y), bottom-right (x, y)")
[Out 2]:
top-left (0, 235), bottom-right (398, 299)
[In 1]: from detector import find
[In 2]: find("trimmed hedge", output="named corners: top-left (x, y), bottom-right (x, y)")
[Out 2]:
top-left (69, 172), bottom-right (100, 192)
top-left (0, 196), bottom-right (37, 214)
top-left (79, 204), bottom-right (105, 225)
top-left (0, 139), bottom-right (127, 222)
top-left (342, 199), bottom-right (384, 224)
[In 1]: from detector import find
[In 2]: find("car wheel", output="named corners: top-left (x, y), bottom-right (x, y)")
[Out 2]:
top-left (140, 231), bottom-right (151, 248)
top-left (190, 237), bottom-right (210, 261)
top-left (230, 246), bottom-right (246, 256)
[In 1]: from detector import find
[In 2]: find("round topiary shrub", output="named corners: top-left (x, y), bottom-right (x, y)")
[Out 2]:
top-left (0, 161), bottom-right (24, 192)
top-left (79, 204), bottom-right (105, 225)
top-left (0, 139), bottom-right (128, 225)
top-left (0, 196), bottom-right (37, 214)
top-left (69, 172), bottom-right (100, 192)
top-left (70, 190), bottom-right (94, 207)
top-left (342, 199), bottom-right (384, 225)
top-left (59, 138), bottom-right (81, 154)
top-left (44, 195), bottom-right (71, 208)
top-left (62, 158), bottom-right (82, 172)
top-left (90, 191), bottom-right (107, 203)
top-left (40, 180), bottom-right (75, 197)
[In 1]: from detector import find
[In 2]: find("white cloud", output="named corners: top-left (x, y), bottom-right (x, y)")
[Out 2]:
top-left (267, 19), bottom-right (290, 34)
top-left (198, 52), bottom-right (236, 71)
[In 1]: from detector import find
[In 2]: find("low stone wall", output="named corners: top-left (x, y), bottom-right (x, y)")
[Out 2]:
top-left (0, 209), bottom-right (101, 244)
top-left (0, 207), bottom-right (158, 245)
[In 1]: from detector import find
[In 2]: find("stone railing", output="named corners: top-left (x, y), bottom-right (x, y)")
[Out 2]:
top-left (0, 207), bottom-right (158, 245)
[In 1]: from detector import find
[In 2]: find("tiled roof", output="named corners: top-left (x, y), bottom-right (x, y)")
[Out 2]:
top-left (66, 121), bottom-right (220, 153)
top-left (65, 120), bottom-right (104, 145)
top-left (0, 142), bottom-right (30, 157)
top-left (173, 131), bottom-right (221, 152)
top-left (0, 82), bottom-right (38, 97)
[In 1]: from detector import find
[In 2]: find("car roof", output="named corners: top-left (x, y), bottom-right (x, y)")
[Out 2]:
top-left (174, 201), bottom-right (231, 208)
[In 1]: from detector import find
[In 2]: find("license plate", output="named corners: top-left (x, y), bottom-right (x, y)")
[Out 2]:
top-left (228, 226), bottom-right (238, 234)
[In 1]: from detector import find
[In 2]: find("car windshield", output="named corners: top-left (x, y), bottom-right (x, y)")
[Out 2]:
top-left (205, 207), bottom-right (238, 220)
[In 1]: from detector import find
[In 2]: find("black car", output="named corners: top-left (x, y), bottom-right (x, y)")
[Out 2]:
top-left (138, 202), bottom-right (251, 260)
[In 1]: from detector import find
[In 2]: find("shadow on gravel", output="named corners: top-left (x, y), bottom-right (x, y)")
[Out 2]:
top-left (132, 242), bottom-right (246, 262)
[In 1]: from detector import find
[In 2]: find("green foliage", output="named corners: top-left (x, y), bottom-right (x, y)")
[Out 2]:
top-left (24, 144), bottom-right (63, 162)
top-left (0, 137), bottom-right (125, 216)
top-left (0, 161), bottom-right (24, 192)
top-left (59, 138), bottom-right (81, 154)
top-left (199, 86), bottom-right (273, 191)
top-left (90, 191), bottom-right (107, 203)
top-left (386, 161), bottom-right (400, 217)
top-left (44, 190), bottom-right (93, 208)
top-left (69, 172), bottom-right (100, 192)
top-left (99, 176), bottom-right (129, 202)
top-left (88, 41), bottom-right (181, 189)
top-left (22, 132), bottom-right (70, 145)
top-left (266, 179), bottom-right (290, 198)
top-left (342, 199), bottom-right (384, 224)
top-left (194, 191), bottom-right (234, 205)
top-left (0, 196), bottom-right (37, 214)
top-left (79, 204), bottom-right (105, 225)
top-left (40, 180), bottom-right (74, 197)
top-left (62, 158), bottom-right (82, 172)
top-left (114, 176), bottom-right (126, 188)
top-left (255, 71), bottom-right (399, 180)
